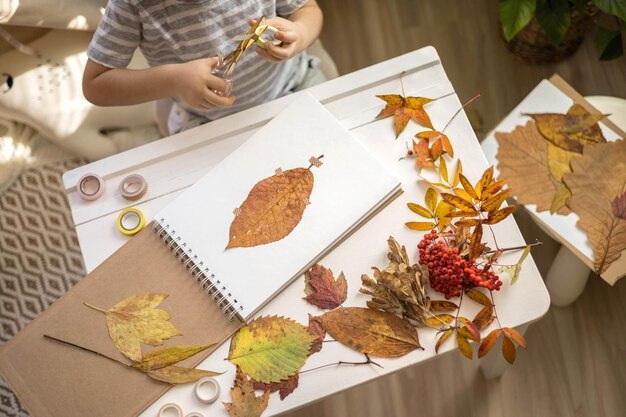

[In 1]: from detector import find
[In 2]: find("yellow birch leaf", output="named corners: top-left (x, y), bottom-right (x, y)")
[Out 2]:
top-left (132, 345), bottom-right (215, 371)
top-left (227, 316), bottom-right (314, 383)
top-left (84, 293), bottom-right (181, 362)
top-left (439, 157), bottom-right (449, 183)
top-left (147, 366), bottom-right (222, 384)
top-left (224, 366), bottom-right (270, 417)
top-left (407, 203), bottom-right (433, 218)
top-left (318, 307), bottom-right (423, 358)
top-left (425, 188), bottom-right (438, 211)
top-left (564, 140), bottom-right (626, 276)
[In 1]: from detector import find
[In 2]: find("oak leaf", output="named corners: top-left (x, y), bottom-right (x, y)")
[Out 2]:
top-left (227, 160), bottom-right (319, 249)
top-left (303, 264), bottom-right (348, 310)
top-left (224, 366), bottom-right (270, 417)
top-left (317, 307), bottom-right (423, 358)
top-left (376, 95), bottom-right (433, 137)
top-left (147, 365), bottom-right (222, 384)
top-left (563, 140), bottom-right (626, 276)
top-left (227, 316), bottom-right (314, 383)
top-left (84, 293), bottom-right (181, 362)
top-left (495, 121), bottom-right (570, 215)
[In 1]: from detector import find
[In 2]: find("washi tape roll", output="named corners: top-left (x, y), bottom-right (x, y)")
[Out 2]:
top-left (77, 173), bottom-right (105, 201)
top-left (157, 403), bottom-right (183, 417)
top-left (254, 25), bottom-right (281, 49)
top-left (116, 207), bottom-right (146, 236)
top-left (119, 174), bottom-right (148, 201)
top-left (185, 413), bottom-right (205, 417)
top-left (194, 377), bottom-right (221, 404)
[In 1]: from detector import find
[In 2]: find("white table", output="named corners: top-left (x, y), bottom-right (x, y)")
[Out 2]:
top-left (63, 48), bottom-right (550, 417)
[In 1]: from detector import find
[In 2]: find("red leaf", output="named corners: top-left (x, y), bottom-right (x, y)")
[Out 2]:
top-left (502, 327), bottom-right (527, 349)
top-left (612, 192), bottom-right (626, 220)
top-left (307, 314), bottom-right (326, 355)
top-left (252, 373), bottom-right (299, 401)
top-left (303, 264), bottom-right (348, 310)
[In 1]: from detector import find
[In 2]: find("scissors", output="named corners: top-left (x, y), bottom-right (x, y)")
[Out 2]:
top-left (212, 16), bottom-right (280, 96)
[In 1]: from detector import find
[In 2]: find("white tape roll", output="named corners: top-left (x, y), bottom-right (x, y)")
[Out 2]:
top-left (194, 377), bottom-right (221, 404)
top-left (157, 403), bottom-right (183, 417)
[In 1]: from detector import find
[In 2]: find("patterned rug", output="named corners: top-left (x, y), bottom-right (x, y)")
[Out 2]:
top-left (0, 159), bottom-right (87, 417)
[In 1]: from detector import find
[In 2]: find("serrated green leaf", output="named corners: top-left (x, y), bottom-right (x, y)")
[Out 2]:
top-left (227, 316), bottom-right (314, 383)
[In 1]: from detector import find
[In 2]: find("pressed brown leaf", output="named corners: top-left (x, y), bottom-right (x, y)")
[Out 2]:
top-left (502, 327), bottom-right (527, 348)
top-left (613, 192), bottom-right (626, 220)
top-left (430, 300), bottom-right (459, 312)
top-left (406, 221), bottom-right (437, 231)
top-left (496, 122), bottom-right (571, 214)
top-left (425, 188), bottom-right (438, 211)
top-left (563, 139), bottom-right (626, 277)
top-left (456, 330), bottom-right (473, 360)
top-left (147, 365), bottom-right (221, 384)
top-left (502, 335), bottom-right (517, 364)
top-left (414, 138), bottom-right (435, 170)
top-left (547, 143), bottom-right (579, 181)
top-left (550, 183), bottom-right (572, 214)
top-left (469, 223), bottom-right (483, 261)
top-left (227, 164), bottom-right (316, 249)
top-left (478, 329), bottom-right (501, 358)
top-left (407, 202), bottom-right (433, 218)
top-left (132, 344), bottom-right (215, 371)
top-left (424, 314), bottom-right (455, 326)
top-left (441, 193), bottom-right (475, 211)
top-left (252, 373), bottom-right (299, 401)
top-left (318, 307), bottom-right (423, 358)
top-left (472, 305), bottom-right (495, 331)
top-left (464, 288), bottom-right (492, 307)
top-left (224, 366), bottom-right (270, 417)
top-left (303, 264), bottom-right (348, 310)
top-left (84, 293), bottom-right (181, 362)
top-left (307, 315), bottom-right (326, 355)
top-left (376, 94), bottom-right (434, 137)
top-left (435, 329), bottom-right (453, 354)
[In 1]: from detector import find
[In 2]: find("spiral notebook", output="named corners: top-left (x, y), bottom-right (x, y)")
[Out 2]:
top-left (0, 92), bottom-right (401, 417)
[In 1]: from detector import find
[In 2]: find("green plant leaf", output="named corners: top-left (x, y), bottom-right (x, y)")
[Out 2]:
top-left (500, 0), bottom-right (537, 41)
top-left (594, 26), bottom-right (624, 60)
top-left (227, 316), bottom-right (314, 383)
top-left (571, 0), bottom-right (588, 11)
top-left (593, 0), bottom-right (626, 22)
top-left (535, 0), bottom-right (571, 46)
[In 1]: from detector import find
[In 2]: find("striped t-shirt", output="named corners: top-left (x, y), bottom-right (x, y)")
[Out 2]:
top-left (87, 0), bottom-right (310, 131)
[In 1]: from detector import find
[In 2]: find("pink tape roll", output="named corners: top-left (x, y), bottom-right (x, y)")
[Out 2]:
top-left (77, 173), bottom-right (105, 201)
top-left (119, 174), bottom-right (148, 201)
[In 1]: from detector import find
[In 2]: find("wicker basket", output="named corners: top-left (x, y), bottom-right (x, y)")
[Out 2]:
top-left (501, 9), bottom-right (596, 64)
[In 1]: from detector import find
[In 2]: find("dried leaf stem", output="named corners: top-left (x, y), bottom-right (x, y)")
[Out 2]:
top-left (43, 334), bottom-right (129, 367)
top-left (485, 240), bottom-right (542, 255)
top-left (299, 354), bottom-right (382, 374)
top-left (441, 93), bottom-right (481, 134)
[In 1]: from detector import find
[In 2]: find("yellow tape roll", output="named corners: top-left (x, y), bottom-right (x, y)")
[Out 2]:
top-left (116, 207), bottom-right (146, 236)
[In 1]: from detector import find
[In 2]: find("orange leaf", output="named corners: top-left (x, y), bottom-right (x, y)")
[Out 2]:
top-left (406, 221), bottom-right (437, 231)
top-left (464, 288), bottom-right (492, 307)
top-left (445, 210), bottom-right (479, 218)
top-left (485, 205), bottom-right (516, 225)
top-left (456, 331), bottom-right (472, 360)
top-left (484, 179), bottom-right (507, 197)
top-left (441, 193), bottom-right (475, 211)
top-left (407, 203), bottom-right (433, 218)
top-left (454, 219), bottom-right (481, 227)
top-left (458, 317), bottom-right (481, 342)
top-left (472, 306), bottom-right (495, 331)
top-left (478, 329), bottom-right (501, 358)
top-left (435, 329), bottom-right (453, 354)
top-left (227, 165), bottom-right (315, 249)
top-left (502, 327), bottom-right (527, 348)
top-left (452, 160), bottom-right (462, 187)
top-left (481, 189), bottom-right (511, 212)
top-left (376, 95), bottom-right (433, 137)
top-left (416, 130), bottom-right (441, 140)
top-left (414, 138), bottom-right (435, 170)
top-left (431, 139), bottom-right (443, 160)
top-left (502, 335), bottom-right (517, 364)
top-left (441, 134), bottom-right (454, 157)
top-left (303, 264), bottom-right (348, 310)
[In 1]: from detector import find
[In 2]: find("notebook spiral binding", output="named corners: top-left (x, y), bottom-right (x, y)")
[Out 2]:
top-left (153, 218), bottom-right (243, 321)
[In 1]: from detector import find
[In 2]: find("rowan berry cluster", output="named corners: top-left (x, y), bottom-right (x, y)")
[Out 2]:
top-left (418, 230), bottom-right (502, 298)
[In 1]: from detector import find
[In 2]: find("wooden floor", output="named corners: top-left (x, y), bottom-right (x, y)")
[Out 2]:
top-left (282, 1), bottom-right (626, 416)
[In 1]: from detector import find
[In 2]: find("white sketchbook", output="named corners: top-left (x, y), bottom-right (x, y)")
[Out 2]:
top-left (154, 92), bottom-right (402, 320)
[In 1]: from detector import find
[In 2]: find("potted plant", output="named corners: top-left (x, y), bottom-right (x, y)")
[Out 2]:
top-left (499, 0), bottom-right (625, 63)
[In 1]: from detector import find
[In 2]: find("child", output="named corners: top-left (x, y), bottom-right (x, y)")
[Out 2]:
top-left (83, 0), bottom-right (323, 134)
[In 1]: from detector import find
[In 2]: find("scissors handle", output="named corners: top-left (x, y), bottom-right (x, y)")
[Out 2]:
top-left (211, 54), bottom-right (235, 96)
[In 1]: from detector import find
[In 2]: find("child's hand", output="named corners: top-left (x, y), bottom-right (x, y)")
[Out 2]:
top-left (173, 57), bottom-right (235, 109)
top-left (249, 18), bottom-right (305, 63)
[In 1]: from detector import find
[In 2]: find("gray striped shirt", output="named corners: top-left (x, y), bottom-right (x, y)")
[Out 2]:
top-left (88, 0), bottom-right (310, 129)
